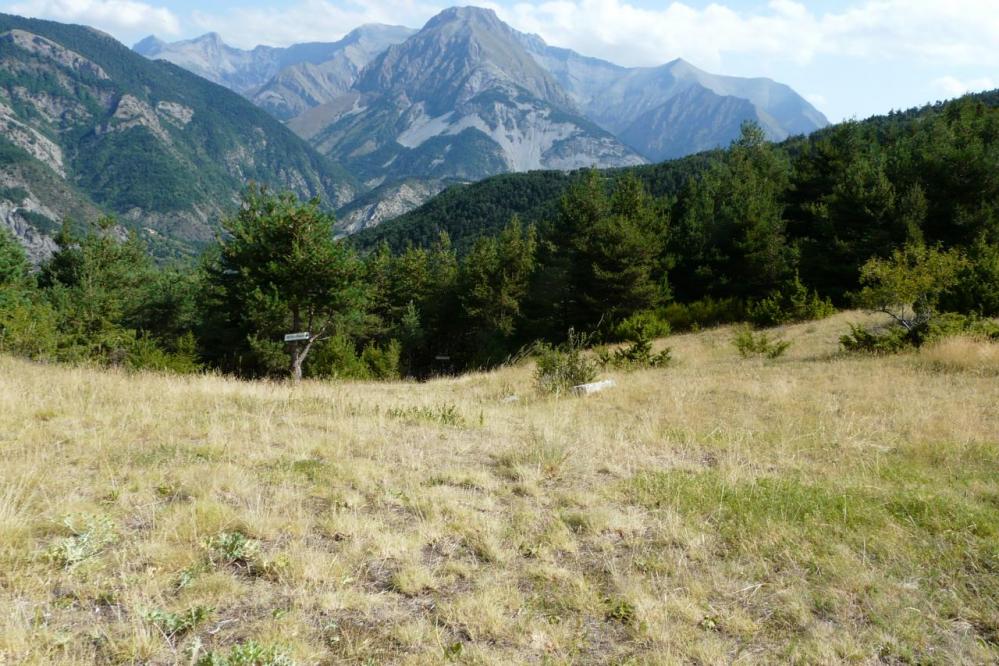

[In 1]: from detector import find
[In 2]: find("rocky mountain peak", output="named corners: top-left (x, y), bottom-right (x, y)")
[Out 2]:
top-left (424, 6), bottom-right (505, 30)
top-left (132, 35), bottom-right (166, 56)
top-left (357, 5), bottom-right (573, 114)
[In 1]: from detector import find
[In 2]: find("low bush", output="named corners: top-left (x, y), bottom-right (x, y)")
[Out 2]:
top-left (839, 323), bottom-right (911, 355)
top-left (534, 330), bottom-right (598, 395)
top-left (609, 310), bottom-right (671, 342)
top-left (127, 332), bottom-right (201, 374)
top-left (599, 334), bottom-right (672, 369)
top-left (733, 327), bottom-right (792, 359)
top-left (310, 335), bottom-right (401, 380)
top-left (747, 274), bottom-right (836, 328)
top-left (661, 297), bottom-right (745, 332)
top-left (841, 313), bottom-right (999, 355)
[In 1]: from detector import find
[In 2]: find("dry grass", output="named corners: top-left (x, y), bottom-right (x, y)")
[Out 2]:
top-left (918, 335), bottom-right (999, 376)
top-left (1, 311), bottom-right (997, 664)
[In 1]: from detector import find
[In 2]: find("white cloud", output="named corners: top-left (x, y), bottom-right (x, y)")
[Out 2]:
top-left (190, 0), bottom-right (445, 48)
top-left (494, 0), bottom-right (999, 69)
top-left (6, 0), bottom-right (180, 36)
top-left (933, 75), bottom-right (997, 98)
top-left (183, 0), bottom-right (999, 73)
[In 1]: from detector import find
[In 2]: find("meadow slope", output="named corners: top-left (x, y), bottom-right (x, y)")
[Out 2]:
top-left (1, 313), bottom-right (997, 664)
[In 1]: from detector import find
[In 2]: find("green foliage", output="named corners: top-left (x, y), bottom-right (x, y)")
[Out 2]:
top-left (205, 531), bottom-right (260, 569)
top-left (387, 404), bottom-right (466, 427)
top-left (0, 227), bottom-right (29, 287)
top-left (194, 642), bottom-right (295, 666)
top-left (732, 327), bottom-right (792, 359)
top-left (201, 186), bottom-right (367, 379)
top-left (307, 335), bottom-right (400, 380)
top-left (0, 11), bottom-right (350, 242)
top-left (839, 323), bottom-right (912, 355)
top-left (660, 297), bottom-right (746, 332)
top-left (457, 218), bottom-right (537, 366)
top-left (360, 339), bottom-right (402, 380)
top-left (144, 606), bottom-right (213, 638)
top-left (126, 332), bottom-right (201, 374)
top-left (841, 312), bottom-right (999, 355)
top-left (47, 514), bottom-right (116, 568)
top-left (854, 243), bottom-right (967, 332)
top-left (747, 273), bottom-right (836, 327)
top-left (605, 598), bottom-right (638, 625)
top-left (0, 186), bottom-right (29, 204)
top-left (0, 287), bottom-right (62, 359)
top-left (673, 123), bottom-right (792, 300)
top-left (609, 310), bottom-right (673, 343)
top-left (943, 237), bottom-right (999, 316)
top-left (599, 334), bottom-right (672, 370)
top-left (924, 312), bottom-right (999, 343)
top-left (534, 330), bottom-right (599, 395)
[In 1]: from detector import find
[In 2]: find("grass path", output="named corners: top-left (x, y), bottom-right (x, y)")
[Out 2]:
top-left (1, 313), bottom-right (997, 664)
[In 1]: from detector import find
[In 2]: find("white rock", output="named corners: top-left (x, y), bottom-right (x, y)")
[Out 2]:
top-left (572, 380), bottom-right (616, 396)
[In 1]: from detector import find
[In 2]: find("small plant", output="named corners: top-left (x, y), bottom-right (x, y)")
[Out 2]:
top-left (599, 333), bottom-right (672, 370)
top-left (747, 274), bottom-right (836, 328)
top-left (534, 329), bottom-right (599, 395)
top-left (610, 310), bottom-right (672, 342)
top-left (732, 327), bottom-right (791, 359)
top-left (205, 531), bottom-right (260, 569)
top-left (605, 598), bottom-right (638, 625)
top-left (194, 641), bottom-right (295, 666)
top-left (145, 605), bottom-right (213, 638)
top-left (839, 323), bottom-right (911, 354)
top-left (47, 514), bottom-right (116, 568)
top-left (387, 403), bottom-right (466, 427)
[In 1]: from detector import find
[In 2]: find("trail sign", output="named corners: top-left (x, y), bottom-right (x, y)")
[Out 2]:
top-left (284, 332), bottom-right (310, 342)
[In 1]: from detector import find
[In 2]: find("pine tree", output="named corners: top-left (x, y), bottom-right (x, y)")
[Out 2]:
top-left (203, 187), bottom-right (367, 380)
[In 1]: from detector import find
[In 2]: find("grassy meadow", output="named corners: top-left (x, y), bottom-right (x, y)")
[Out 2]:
top-left (1, 312), bottom-right (997, 664)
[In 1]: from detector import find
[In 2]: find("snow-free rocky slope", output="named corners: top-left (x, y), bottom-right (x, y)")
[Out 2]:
top-left (292, 7), bottom-right (645, 190)
top-left (519, 33), bottom-right (829, 161)
top-left (135, 25), bottom-right (415, 122)
top-left (135, 7), bottom-right (827, 233)
top-left (0, 13), bottom-right (354, 260)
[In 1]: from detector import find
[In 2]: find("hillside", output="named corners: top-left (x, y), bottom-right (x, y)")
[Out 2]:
top-left (355, 89), bottom-right (999, 260)
top-left (0, 13), bottom-right (354, 259)
top-left (1, 312), bottom-right (997, 663)
top-left (350, 151), bottom-right (717, 254)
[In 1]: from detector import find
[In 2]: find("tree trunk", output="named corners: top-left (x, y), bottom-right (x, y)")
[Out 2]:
top-left (291, 344), bottom-right (304, 382)
top-left (290, 306), bottom-right (303, 382)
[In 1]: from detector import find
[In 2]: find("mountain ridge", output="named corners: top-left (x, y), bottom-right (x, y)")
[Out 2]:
top-left (0, 12), bottom-right (354, 260)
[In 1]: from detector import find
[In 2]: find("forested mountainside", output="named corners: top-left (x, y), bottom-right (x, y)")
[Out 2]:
top-left (140, 7), bottom-right (826, 231)
top-left (357, 91), bottom-right (999, 273)
top-left (2, 90), bottom-right (994, 380)
top-left (0, 13), bottom-right (354, 260)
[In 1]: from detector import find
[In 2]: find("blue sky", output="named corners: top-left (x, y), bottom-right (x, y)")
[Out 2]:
top-left (4, 1), bottom-right (997, 122)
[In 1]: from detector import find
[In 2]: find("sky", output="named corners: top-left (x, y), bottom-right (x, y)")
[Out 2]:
top-left (3, 0), bottom-right (997, 122)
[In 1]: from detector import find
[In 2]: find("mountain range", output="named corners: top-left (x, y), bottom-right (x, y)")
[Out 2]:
top-left (0, 12), bottom-right (358, 261)
top-left (0, 6), bottom-right (828, 260)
